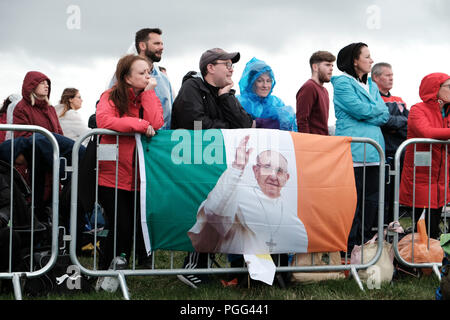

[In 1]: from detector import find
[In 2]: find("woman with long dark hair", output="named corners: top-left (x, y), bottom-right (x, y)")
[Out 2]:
top-left (331, 43), bottom-right (389, 253)
top-left (96, 54), bottom-right (164, 269)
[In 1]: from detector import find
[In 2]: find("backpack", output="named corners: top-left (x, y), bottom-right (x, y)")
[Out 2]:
top-left (0, 160), bottom-right (93, 296)
top-left (0, 159), bottom-right (48, 233)
top-left (0, 159), bottom-right (52, 265)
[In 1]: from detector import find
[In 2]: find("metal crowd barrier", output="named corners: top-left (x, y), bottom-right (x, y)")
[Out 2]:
top-left (393, 138), bottom-right (449, 279)
top-left (69, 130), bottom-right (386, 299)
top-left (0, 125), bottom-right (60, 300)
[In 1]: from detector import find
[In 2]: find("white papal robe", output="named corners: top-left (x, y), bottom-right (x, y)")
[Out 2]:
top-left (188, 167), bottom-right (308, 254)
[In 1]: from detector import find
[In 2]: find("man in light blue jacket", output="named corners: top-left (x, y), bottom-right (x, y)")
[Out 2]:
top-left (109, 28), bottom-right (174, 131)
top-left (331, 42), bottom-right (389, 253)
top-left (135, 28), bottom-right (174, 130)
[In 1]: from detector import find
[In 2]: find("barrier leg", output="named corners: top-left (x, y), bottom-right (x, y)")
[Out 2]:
top-left (118, 272), bottom-right (130, 300)
top-left (12, 274), bottom-right (22, 300)
top-left (432, 264), bottom-right (441, 281)
top-left (350, 266), bottom-right (364, 291)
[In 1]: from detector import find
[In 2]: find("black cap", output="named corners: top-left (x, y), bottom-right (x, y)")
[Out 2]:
top-left (199, 48), bottom-right (240, 71)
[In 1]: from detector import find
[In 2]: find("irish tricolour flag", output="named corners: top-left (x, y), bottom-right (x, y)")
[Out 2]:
top-left (136, 129), bottom-right (356, 256)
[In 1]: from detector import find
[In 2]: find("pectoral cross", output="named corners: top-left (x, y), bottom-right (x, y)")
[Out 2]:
top-left (266, 238), bottom-right (277, 252)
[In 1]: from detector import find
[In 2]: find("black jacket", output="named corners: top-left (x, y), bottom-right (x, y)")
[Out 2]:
top-left (171, 72), bottom-right (253, 129)
top-left (380, 95), bottom-right (409, 158)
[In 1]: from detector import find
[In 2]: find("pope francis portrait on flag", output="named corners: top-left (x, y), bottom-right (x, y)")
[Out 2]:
top-left (188, 135), bottom-right (308, 254)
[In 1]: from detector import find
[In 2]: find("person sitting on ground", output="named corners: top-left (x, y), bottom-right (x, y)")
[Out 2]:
top-left (237, 57), bottom-right (297, 131)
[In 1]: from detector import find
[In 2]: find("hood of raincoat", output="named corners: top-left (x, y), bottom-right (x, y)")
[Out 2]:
top-left (21, 71), bottom-right (51, 105)
top-left (237, 57), bottom-right (297, 131)
top-left (419, 72), bottom-right (450, 104)
top-left (181, 71), bottom-right (202, 84)
top-left (337, 42), bottom-right (368, 83)
top-left (238, 57), bottom-right (276, 99)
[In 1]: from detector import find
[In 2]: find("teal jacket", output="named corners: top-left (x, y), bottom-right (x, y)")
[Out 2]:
top-left (331, 74), bottom-right (389, 163)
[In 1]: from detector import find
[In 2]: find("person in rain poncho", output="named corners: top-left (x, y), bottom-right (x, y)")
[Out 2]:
top-left (237, 57), bottom-right (297, 131)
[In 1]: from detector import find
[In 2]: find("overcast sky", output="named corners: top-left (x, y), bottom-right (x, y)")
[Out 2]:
top-left (1, 0), bottom-right (449, 125)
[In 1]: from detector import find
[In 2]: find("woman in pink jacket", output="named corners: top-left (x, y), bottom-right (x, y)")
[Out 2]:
top-left (400, 73), bottom-right (450, 239)
top-left (96, 54), bottom-right (164, 269)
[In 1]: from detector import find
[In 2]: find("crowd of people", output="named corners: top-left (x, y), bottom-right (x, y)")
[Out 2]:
top-left (1, 26), bottom-right (450, 290)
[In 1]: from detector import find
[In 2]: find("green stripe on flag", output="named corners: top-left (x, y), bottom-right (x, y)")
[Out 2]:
top-left (140, 130), bottom-right (227, 251)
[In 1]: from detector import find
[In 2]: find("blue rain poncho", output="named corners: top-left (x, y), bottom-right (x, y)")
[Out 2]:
top-left (237, 57), bottom-right (297, 131)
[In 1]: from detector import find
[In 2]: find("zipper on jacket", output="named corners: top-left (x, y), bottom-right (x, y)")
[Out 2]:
top-left (436, 113), bottom-right (450, 206)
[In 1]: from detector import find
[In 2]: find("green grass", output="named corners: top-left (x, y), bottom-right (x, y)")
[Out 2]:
top-left (1, 213), bottom-right (443, 301)
top-left (0, 250), bottom-right (440, 301)
top-left (122, 273), bottom-right (438, 300)
top-left (0, 272), bottom-right (439, 300)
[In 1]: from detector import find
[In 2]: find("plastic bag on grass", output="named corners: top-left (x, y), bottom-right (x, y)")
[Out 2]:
top-left (291, 252), bottom-right (345, 283)
top-left (398, 211), bottom-right (443, 275)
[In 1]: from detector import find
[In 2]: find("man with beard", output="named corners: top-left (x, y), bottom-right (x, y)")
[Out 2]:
top-left (296, 51), bottom-right (335, 135)
top-left (135, 28), bottom-right (174, 129)
top-left (107, 28), bottom-right (173, 130)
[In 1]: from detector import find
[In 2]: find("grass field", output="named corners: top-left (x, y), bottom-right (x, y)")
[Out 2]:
top-left (0, 271), bottom-right (440, 301)
top-left (0, 250), bottom-right (441, 301)
top-left (0, 215), bottom-right (444, 301)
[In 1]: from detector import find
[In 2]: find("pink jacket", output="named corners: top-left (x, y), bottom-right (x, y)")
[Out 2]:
top-left (96, 88), bottom-right (164, 191)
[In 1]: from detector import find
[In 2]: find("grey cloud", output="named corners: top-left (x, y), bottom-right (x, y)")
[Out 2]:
top-left (0, 0), bottom-right (448, 63)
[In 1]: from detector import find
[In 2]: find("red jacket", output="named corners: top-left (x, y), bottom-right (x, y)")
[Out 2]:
top-left (96, 88), bottom-right (164, 191)
top-left (0, 113), bottom-right (6, 143)
top-left (400, 73), bottom-right (450, 208)
top-left (13, 71), bottom-right (63, 137)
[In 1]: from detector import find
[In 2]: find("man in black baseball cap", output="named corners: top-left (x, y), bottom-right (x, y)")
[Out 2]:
top-left (171, 48), bottom-right (253, 288)
top-left (171, 48), bottom-right (252, 130)
top-left (199, 48), bottom-right (240, 75)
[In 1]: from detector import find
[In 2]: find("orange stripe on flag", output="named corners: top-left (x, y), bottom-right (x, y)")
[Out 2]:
top-left (417, 209), bottom-right (428, 245)
top-left (290, 133), bottom-right (357, 252)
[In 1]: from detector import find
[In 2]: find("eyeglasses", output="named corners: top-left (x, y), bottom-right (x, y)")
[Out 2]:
top-left (256, 163), bottom-right (287, 176)
top-left (213, 62), bottom-right (234, 70)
